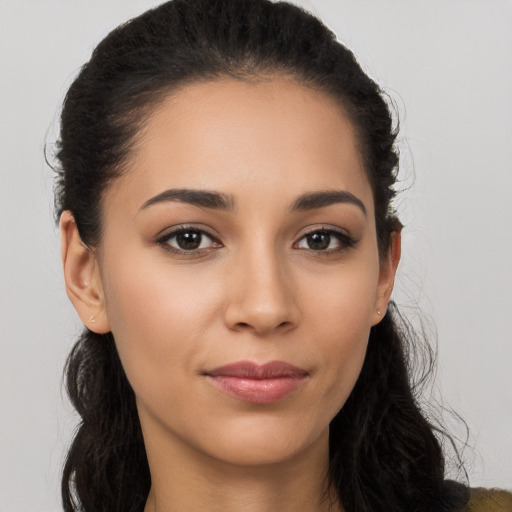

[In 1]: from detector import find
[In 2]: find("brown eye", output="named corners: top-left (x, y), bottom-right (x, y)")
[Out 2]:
top-left (306, 232), bottom-right (331, 251)
top-left (175, 230), bottom-right (203, 250)
top-left (158, 227), bottom-right (221, 253)
top-left (295, 228), bottom-right (357, 252)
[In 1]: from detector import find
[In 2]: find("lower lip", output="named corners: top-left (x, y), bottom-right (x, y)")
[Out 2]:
top-left (207, 375), bottom-right (306, 404)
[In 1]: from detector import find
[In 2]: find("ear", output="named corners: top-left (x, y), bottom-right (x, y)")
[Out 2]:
top-left (60, 211), bottom-right (110, 333)
top-left (371, 229), bottom-right (401, 325)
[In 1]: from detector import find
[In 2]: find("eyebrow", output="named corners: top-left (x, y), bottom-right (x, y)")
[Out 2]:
top-left (290, 190), bottom-right (367, 216)
top-left (139, 188), bottom-right (366, 216)
top-left (140, 188), bottom-right (235, 211)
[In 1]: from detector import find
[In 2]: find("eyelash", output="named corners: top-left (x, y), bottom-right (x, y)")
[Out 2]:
top-left (155, 225), bottom-right (222, 256)
top-left (155, 225), bottom-right (357, 256)
top-left (294, 227), bottom-right (357, 254)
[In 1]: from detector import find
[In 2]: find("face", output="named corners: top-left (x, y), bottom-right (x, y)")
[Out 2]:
top-left (70, 78), bottom-right (397, 468)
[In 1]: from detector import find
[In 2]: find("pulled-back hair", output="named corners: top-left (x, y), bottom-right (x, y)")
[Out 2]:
top-left (55, 1), bottom-right (469, 510)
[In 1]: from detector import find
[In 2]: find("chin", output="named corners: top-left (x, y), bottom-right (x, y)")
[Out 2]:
top-left (192, 414), bottom-right (330, 468)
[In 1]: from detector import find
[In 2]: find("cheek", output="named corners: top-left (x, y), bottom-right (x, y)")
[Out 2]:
top-left (98, 252), bottom-right (223, 399)
top-left (303, 256), bottom-right (380, 410)
top-left (307, 251), bottom-right (380, 338)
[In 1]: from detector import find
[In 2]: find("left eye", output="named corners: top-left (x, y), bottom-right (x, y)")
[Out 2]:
top-left (158, 228), bottom-right (219, 252)
top-left (295, 230), bottom-right (353, 251)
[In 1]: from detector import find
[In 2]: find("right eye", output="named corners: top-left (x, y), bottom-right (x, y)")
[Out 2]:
top-left (156, 227), bottom-right (222, 253)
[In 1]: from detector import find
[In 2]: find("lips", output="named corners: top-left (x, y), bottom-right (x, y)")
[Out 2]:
top-left (203, 361), bottom-right (309, 404)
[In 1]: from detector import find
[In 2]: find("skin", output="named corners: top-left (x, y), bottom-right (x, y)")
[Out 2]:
top-left (61, 77), bottom-right (401, 512)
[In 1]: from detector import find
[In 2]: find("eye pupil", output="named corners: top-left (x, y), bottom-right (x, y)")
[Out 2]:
top-left (307, 232), bottom-right (330, 250)
top-left (176, 231), bottom-right (202, 250)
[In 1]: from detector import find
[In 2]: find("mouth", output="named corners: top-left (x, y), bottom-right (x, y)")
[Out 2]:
top-left (203, 360), bottom-right (309, 404)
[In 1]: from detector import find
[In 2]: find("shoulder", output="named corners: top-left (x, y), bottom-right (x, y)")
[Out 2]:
top-left (463, 488), bottom-right (512, 512)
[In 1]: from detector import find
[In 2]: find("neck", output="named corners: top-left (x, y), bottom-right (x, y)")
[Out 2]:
top-left (142, 423), bottom-right (342, 512)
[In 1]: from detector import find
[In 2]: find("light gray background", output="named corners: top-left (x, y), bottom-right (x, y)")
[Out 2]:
top-left (1, 1), bottom-right (511, 510)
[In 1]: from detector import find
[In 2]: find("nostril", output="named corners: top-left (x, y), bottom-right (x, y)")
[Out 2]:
top-left (231, 319), bottom-right (294, 334)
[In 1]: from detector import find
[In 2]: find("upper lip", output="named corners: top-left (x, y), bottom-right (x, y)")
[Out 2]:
top-left (204, 360), bottom-right (309, 379)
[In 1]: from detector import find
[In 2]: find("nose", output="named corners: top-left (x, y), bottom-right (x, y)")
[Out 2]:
top-left (223, 246), bottom-right (299, 335)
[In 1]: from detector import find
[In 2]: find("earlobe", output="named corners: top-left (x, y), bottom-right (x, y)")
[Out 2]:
top-left (372, 229), bottom-right (402, 325)
top-left (60, 211), bottom-right (111, 334)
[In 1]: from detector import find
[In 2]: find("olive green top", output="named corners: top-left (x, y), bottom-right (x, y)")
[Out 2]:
top-left (464, 488), bottom-right (512, 511)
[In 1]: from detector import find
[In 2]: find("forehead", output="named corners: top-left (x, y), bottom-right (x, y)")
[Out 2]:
top-left (108, 77), bottom-right (374, 215)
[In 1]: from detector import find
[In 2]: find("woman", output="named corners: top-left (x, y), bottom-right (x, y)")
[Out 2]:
top-left (55, 0), bottom-right (510, 511)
